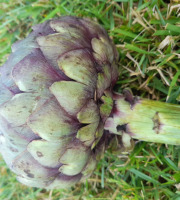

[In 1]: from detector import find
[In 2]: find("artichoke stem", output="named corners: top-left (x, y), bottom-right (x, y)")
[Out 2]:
top-left (105, 92), bottom-right (180, 145)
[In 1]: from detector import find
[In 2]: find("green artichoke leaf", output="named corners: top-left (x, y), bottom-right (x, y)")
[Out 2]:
top-left (81, 155), bottom-right (97, 178)
top-left (50, 81), bottom-right (93, 115)
top-left (77, 99), bottom-right (99, 123)
top-left (0, 93), bottom-right (40, 126)
top-left (12, 151), bottom-right (59, 180)
top-left (47, 173), bottom-right (81, 189)
top-left (92, 36), bottom-right (114, 64)
top-left (96, 64), bottom-right (112, 98)
top-left (27, 138), bottom-right (71, 168)
top-left (28, 99), bottom-right (78, 141)
top-left (100, 93), bottom-right (113, 121)
top-left (36, 33), bottom-right (89, 71)
top-left (76, 122), bottom-right (99, 146)
top-left (58, 49), bottom-right (97, 86)
top-left (91, 122), bottom-right (104, 149)
top-left (50, 18), bottom-right (85, 38)
top-left (59, 142), bottom-right (90, 176)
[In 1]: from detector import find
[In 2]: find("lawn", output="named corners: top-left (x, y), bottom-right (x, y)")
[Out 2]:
top-left (0, 0), bottom-right (180, 199)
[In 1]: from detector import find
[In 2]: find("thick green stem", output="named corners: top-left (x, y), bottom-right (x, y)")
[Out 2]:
top-left (105, 92), bottom-right (180, 145)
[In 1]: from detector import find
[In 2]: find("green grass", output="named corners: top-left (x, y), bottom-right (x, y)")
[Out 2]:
top-left (0, 0), bottom-right (180, 199)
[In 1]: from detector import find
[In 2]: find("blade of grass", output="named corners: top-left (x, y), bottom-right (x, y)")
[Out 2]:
top-left (129, 168), bottom-right (160, 185)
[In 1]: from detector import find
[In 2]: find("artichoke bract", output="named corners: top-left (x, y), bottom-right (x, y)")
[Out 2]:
top-left (0, 16), bottom-right (119, 188)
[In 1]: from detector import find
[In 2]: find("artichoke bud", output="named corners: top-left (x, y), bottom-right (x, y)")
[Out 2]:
top-left (0, 16), bottom-right (119, 189)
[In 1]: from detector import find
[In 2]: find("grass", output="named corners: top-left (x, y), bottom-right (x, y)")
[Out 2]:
top-left (0, 0), bottom-right (180, 199)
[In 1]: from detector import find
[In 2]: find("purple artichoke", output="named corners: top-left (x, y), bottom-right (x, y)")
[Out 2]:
top-left (0, 16), bottom-right (119, 189)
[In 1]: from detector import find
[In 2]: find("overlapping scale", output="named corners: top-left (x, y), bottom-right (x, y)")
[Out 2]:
top-left (0, 82), bottom-right (14, 105)
top-left (36, 33), bottom-right (90, 71)
top-left (17, 175), bottom-right (54, 188)
top-left (111, 62), bottom-right (119, 86)
top-left (0, 118), bottom-right (38, 169)
top-left (11, 32), bottom-right (39, 53)
top-left (28, 99), bottom-right (78, 141)
top-left (32, 19), bottom-right (55, 37)
top-left (27, 137), bottom-right (71, 168)
top-left (76, 122), bottom-right (99, 146)
top-left (50, 17), bottom-right (86, 39)
top-left (91, 122), bottom-right (104, 149)
top-left (81, 155), bottom-right (97, 178)
top-left (50, 81), bottom-right (93, 115)
top-left (12, 151), bottom-right (59, 179)
top-left (58, 49), bottom-right (97, 86)
top-left (96, 64), bottom-right (112, 98)
top-left (59, 140), bottom-right (90, 176)
top-left (47, 173), bottom-right (82, 189)
top-left (0, 134), bottom-right (24, 170)
top-left (79, 18), bottom-right (108, 39)
top-left (0, 32), bottom-right (40, 93)
top-left (0, 116), bottom-right (37, 147)
top-left (0, 51), bottom-right (28, 93)
top-left (92, 36), bottom-right (114, 65)
top-left (12, 49), bottom-right (62, 92)
top-left (77, 100), bottom-right (99, 124)
top-left (99, 91), bottom-right (113, 122)
top-left (0, 93), bottom-right (40, 126)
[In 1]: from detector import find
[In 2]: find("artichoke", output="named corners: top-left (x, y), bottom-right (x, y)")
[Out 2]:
top-left (0, 16), bottom-right (119, 189)
top-left (1, 16), bottom-right (180, 189)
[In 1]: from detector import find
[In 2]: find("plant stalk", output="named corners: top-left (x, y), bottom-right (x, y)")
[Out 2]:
top-left (105, 91), bottom-right (180, 145)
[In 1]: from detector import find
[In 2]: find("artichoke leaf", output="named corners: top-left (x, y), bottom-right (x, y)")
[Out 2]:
top-left (91, 122), bottom-right (104, 149)
top-left (59, 141), bottom-right (90, 176)
top-left (47, 173), bottom-right (81, 189)
top-left (12, 151), bottom-right (59, 180)
top-left (0, 135), bottom-right (25, 170)
top-left (92, 36), bottom-right (114, 64)
top-left (100, 93), bottom-right (113, 121)
top-left (58, 49), bottom-right (97, 86)
top-left (111, 61), bottom-right (119, 86)
top-left (37, 33), bottom-right (89, 71)
top-left (0, 115), bottom-right (36, 148)
top-left (28, 99), bottom-right (78, 141)
top-left (50, 81), bottom-right (93, 115)
top-left (0, 82), bottom-right (14, 105)
top-left (76, 122), bottom-right (99, 146)
top-left (50, 18), bottom-right (85, 38)
top-left (77, 99), bottom-right (99, 123)
top-left (0, 93), bottom-right (40, 126)
top-left (79, 18), bottom-right (107, 38)
top-left (27, 137), bottom-right (71, 168)
top-left (96, 64), bottom-right (112, 98)
top-left (17, 175), bottom-right (54, 188)
top-left (12, 49), bottom-right (61, 92)
top-left (81, 155), bottom-right (97, 178)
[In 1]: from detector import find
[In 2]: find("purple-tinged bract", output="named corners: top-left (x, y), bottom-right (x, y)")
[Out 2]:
top-left (0, 16), bottom-right (119, 189)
